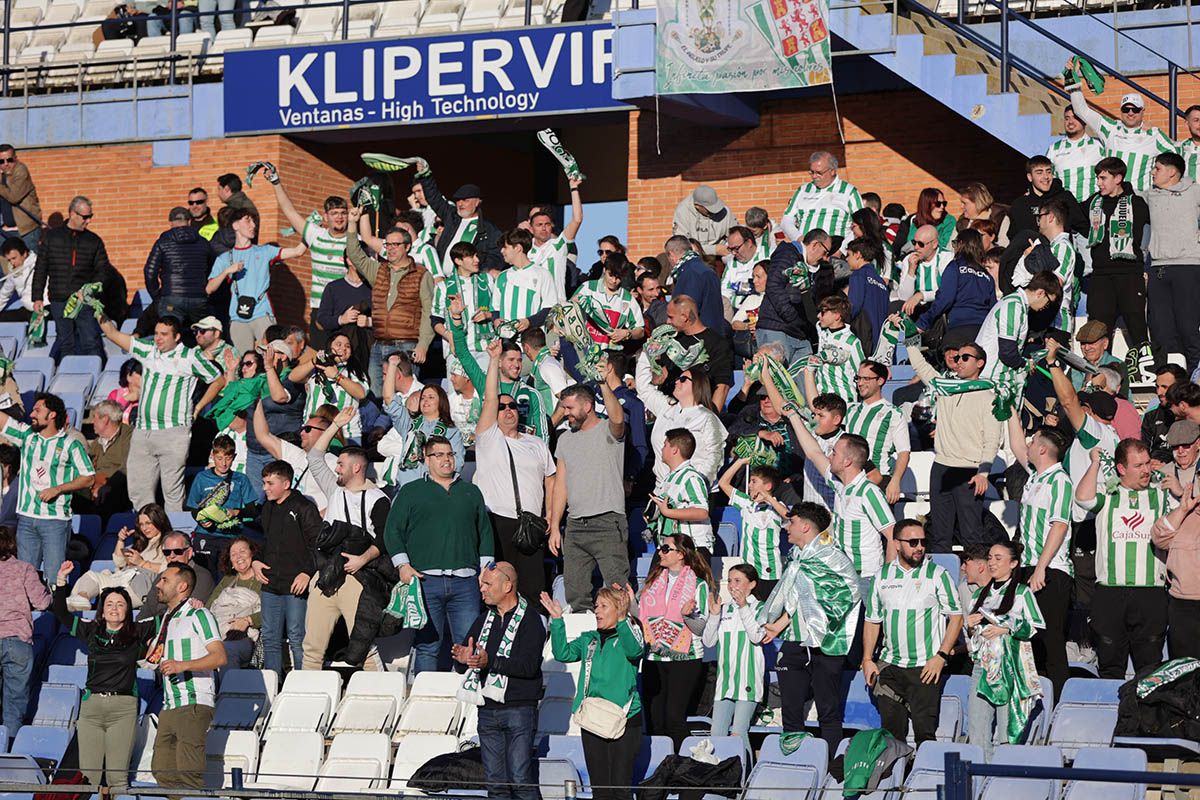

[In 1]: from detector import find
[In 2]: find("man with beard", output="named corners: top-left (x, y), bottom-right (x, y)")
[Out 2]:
top-left (549, 383), bottom-right (626, 612)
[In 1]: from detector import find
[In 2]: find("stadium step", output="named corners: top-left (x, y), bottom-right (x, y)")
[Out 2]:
top-left (827, 0), bottom-right (1067, 156)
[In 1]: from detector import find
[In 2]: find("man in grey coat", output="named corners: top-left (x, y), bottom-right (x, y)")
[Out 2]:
top-left (1147, 151), bottom-right (1200, 374)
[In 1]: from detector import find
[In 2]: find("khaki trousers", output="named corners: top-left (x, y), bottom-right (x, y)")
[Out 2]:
top-left (301, 574), bottom-right (380, 670)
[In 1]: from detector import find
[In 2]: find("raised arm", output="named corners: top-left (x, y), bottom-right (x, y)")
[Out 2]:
top-left (97, 315), bottom-right (133, 353)
top-left (252, 400), bottom-right (283, 459)
top-left (1066, 58), bottom-right (1108, 134)
top-left (354, 206), bottom-right (385, 254)
top-left (717, 456), bottom-right (749, 499)
top-left (562, 178), bottom-right (584, 241)
top-left (1045, 338), bottom-right (1086, 432)
top-left (268, 168), bottom-right (309, 235)
top-left (758, 355), bottom-right (831, 475)
top-left (597, 360), bottom-right (624, 440)
top-left (634, 350), bottom-right (674, 418)
top-left (475, 338), bottom-right (505, 435)
top-left (307, 406), bottom-right (354, 503)
top-left (1007, 414), bottom-right (1030, 468)
top-left (1074, 447), bottom-right (1103, 507)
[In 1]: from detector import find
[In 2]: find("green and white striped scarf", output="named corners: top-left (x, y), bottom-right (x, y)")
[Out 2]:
top-left (457, 597), bottom-right (528, 705)
top-left (537, 129), bottom-right (586, 181)
top-left (385, 578), bottom-right (427, 629)
top-left (872, 315), bottom-right (921, 364)
top-left (668, 250), bottom-right (703, 284)
top-left (973, 610), bottom-right (1043, 743)
top-left (1088, 193), bottom-right (1136, 260)
top-left (732, 435), bottom-right (779, 468)
top-left (746, 354), bottom-right (804, 409)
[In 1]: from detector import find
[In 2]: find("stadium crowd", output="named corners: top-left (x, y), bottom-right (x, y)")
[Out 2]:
top-left (3, 69), bottom-right (1200, 795)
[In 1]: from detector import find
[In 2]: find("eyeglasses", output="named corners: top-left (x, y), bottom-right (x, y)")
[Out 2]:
top-left (897, 538), bottom-right (926, 547)
top-left (1173, 442), bottom-right (1198, 450)
top-left (497, 401), bottom-right (520, 411)
top-left (657, 544), bottom-right (679, 554)
top-left (187, 199), bottom-right (207, 206)
top-left (854, 375), bottom-right (881, 382)
top-left (953, 353), bottom-right (979, 362)
top-left (933, 200), bottom-right (948, 208)
top-left (240, 361), bottom-right (256, 368)
top-left (162, 548), bottom-right (189, 556)
top-left (300, 424), bottom-right (329, 433)
top-left (427, 451), bottom-right (455, 459)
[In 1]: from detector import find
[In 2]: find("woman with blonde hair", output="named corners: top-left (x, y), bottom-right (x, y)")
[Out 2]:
top-left (957, 182), bottom-right (1010, 245)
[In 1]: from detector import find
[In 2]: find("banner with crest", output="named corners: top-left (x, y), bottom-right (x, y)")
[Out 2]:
top-left (656, 0), bottom-right (832, 94)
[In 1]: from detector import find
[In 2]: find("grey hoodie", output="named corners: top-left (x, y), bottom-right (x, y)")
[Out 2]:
top-left (1147, 176), bottom-right (1200, 266)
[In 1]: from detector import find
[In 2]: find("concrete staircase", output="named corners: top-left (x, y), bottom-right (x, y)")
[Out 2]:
top-left (829, 0), bottom-right (1069, 154)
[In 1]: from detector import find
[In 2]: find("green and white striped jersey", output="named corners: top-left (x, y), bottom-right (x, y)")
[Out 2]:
top-left (814, 325), bottom-right (865, 404)
top-left (1180, 139), bottom-right (1200, 181)
top-left (914, 249), bottom-right (954, 301)
top-left (1089, 116), bottom-right (1177, 194)
top-left (1047, 135), bottom-right (1103, 201)
top-left (655, 460), bottom-right (713, 551)
top-left (530, 233), bottom-right (571, 305)
top-left (1019, 463), bottom-right (1074, 576)
top-left (720, 257), bottom-right (757, 312)
top-left (963, 581), bottom-right (1045, 660)
top-left (645, 578), bottom-right (710, 662)
top-left (784, 178), bottom-right (864, 241)
top-left (1048, 232), bottom-right (1078, 331)
top-left (1077, 484), bottom-right (1170, 587)
top-left (729, 489), bottom-right (784, 579)
top-left (1, 419), bottom-right (93, 520)
top-left (1064, 415), bottom-right (1120, 523)
top-left (710, 599), bottom-right (766, 702)
top-left (433, 270), bottom-right (497, 354)
top-left (844, 399), bottom-right (909, 474)
top-left (493, 263), bottom-right (556, 323)
top-left (571, 280), bottom-right (644, 345)
top-left (304, 365), bottom-right (368, 439)
top-left (865, 558), bottom-right (962, 669)
top-left (977, 291), bottom-right (1029, 384)
top-left (412, 239), bottom-right (444, 278)
top-left (302, 218), bottom-right (348, 310)
top-left (158, 603), bottom-right (222, 709)
top-left (826, 469), bottom-right (894, 576)
top-left (130, 339), bottom-right (223, 431)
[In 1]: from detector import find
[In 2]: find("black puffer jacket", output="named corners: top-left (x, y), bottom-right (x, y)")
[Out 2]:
top-left (757, 240), bottom-right (816, 343)
top-left (32, 225), bottom-right (111, 302)
top-left (143, 225), bottom-right (213, 300)
top-left (1008, 178), bottom-right (1088, 239)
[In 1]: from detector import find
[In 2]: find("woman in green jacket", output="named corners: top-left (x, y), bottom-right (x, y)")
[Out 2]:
top-left (542, 586), bottom-right (644, 800)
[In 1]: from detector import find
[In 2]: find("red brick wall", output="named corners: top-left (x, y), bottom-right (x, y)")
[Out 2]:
top-left (626, 91), bottom-right (1034, 257)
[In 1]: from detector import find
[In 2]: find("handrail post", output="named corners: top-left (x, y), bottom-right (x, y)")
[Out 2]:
top-left (2, 0), bottom-right (11, 97)
top-left (944, 752), bottom-right (969, 800)
top-left (958, 0), bottom-right (965, 26)
top-left (999, 0), bottom-right (1009, 92)
top-left (1112, 0), bottom-right (1119, 72)
top-left (231, 767), bottom-right (244, 790)
top-left (1170, 62), bottom-right (1179, 138)
top-left (342, 0), bottom-right (350, 38)
top-left (525, 0), bottom-right (532, 25)
top-left (169, 0), bottom-right (178, 84)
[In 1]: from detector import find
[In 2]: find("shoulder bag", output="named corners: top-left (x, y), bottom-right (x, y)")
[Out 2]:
top-left (572, 637), bottom-right (633, 739)
top-left (505, 440), bottom-right (548, 556)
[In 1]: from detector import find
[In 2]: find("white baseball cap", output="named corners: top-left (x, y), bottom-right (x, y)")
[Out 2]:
top-left (1120, 93), bottom-right (1145, 110)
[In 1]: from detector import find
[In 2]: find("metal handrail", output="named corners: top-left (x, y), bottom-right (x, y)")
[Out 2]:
top-left (943, 751), bottom-right (1200, 800)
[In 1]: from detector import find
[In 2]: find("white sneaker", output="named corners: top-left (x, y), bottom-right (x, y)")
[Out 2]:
top-left (65, 595), bottom-right (92, 611)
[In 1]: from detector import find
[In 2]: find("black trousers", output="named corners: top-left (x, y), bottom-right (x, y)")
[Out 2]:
top-left (1168, 596), bottom-right (1200, 660)
top-left (642, 659), bottom-right (704, 750)
top-left (929, 462), bottom-right (995, 553)
top-left (1021, 566), bottom-right (1071, 699)
top-left (1090, 584), bottom-right (1169, 679)
top-left (1090, 269), bottom-right (1149, 350)
top-left (1147, 264), bottom-right (1200, 373)
top-left (777, 642), bottom-right (844, 755)
top-left (581, 711), bottom-right (642, 800)
top-left (875, 664), bottom-right (942, 745)
top-left (489, 513), bottom-right (546, 606)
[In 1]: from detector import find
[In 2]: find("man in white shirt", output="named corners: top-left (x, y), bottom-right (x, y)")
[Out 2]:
top-left (251, 402), bottom-right (339, 515)
top-left (529, 179), bottom-right (584, 304)
top-left (0, 237), bottom-right (42, 320)
top-left (782, 151), bottom-right (864, 245)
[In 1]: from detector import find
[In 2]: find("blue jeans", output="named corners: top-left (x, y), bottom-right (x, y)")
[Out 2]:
top-left (369, 340), bottom-right (418, 399)
top-left (477, 704), bottom-right (539, 800)
top-left (49, 300), bottom-right (103, 362)
top-left (710, 698), bottom-right (758, 739)
top-left (0, 638), bottom-right (33, 738)
top-left (197, 0), bottom-right (236, 35)
top-left (156, 296), bottom-right (210, 329)
top-left (244, 448), bottom-right (270, 502)
top-left (755, 329), bottom-right (813, 368)
top-left (17, 515), bottom-right (70, 584)
top-left (411, 574), bottom-right (480, 676)
top-left (260, 589), bottom-right (307, 676)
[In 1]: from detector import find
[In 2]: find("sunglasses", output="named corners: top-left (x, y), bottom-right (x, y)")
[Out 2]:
top-left (187, 199), bottom-right (207, 206)
top-left (933, 200), bottom-right (948, 207)
top-left (897, 538), bottom-right (926, 547)
top-left (598, 249), bottom-right (617, 256)
top-left (676, 375), bottom-right (692, 384)
top-left (300, 424), bottom-right (328, 433)
top-left (162, 547), bottom-right (189, 556)
top-left (76, 213), bottom-right (94, 220)
top-left (497, 401), bottom-right (520, 411)
top-left (484, 561), bottom-right (497, 571)
top-left (1121, 105), bottom-right (1140, 113)
top-left (657, 544), bottom-right (679, 554)
top-left (240, 361), bottom-right (256, 368)
top-left (914, 239), bottom-right (934, 247)
top-left (0, 158), bottom-right (15, 164)
top-left (953, 353), bottom-right (979, 362)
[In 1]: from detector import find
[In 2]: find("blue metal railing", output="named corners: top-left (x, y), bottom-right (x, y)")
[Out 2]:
top-left (943, 751), bottom-right (1200, 800)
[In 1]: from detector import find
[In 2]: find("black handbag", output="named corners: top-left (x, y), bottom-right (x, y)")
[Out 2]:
top-left (506, 441), bottom-right (548, 556)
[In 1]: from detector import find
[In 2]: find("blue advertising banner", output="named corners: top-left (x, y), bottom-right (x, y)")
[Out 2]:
top-left (222, 22), bottom-right (623, 135)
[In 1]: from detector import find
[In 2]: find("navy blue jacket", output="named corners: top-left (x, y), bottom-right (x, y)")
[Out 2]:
top-left (143, 225), bottom-right (213, 300)
top-left (917, 258), bottom-right (997, 331)
top-left (671, 255), bottom-right (724, 332)
top-left (848, 264), bottom-right (889, 353)
top-left (758, 241), bottom-right (816, 342)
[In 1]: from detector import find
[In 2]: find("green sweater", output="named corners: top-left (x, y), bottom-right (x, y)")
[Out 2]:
top-left (384, 475), bottom-right (494, 571)
top-left (551, 617), bottom-right (644, 718)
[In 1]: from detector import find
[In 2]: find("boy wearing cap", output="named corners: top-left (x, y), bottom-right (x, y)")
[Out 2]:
top-left (1067, 58), bottom-right (1176, 194)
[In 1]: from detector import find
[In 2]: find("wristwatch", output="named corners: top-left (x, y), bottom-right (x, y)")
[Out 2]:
top-left (936, 650), bottom-right (952, 661)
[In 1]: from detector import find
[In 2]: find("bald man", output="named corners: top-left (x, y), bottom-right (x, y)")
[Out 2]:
top-left (453, 561), bottom-right (547, 800)
top-left (667, 294), bottom-right (734, 408)
top-left (898, 224), bottom-right (954, 316)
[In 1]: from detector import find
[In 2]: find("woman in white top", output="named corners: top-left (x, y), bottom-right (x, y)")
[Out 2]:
top-left (635, 350), bottom-right (728, 484)
top-left (702, 562), bottom-right (767, 738)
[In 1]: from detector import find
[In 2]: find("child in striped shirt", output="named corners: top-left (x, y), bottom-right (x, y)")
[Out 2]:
top-left (717, 458), bottom-right (785, 599)
top-left (809, 294), bottom-right (864, 405)
top-left (702, 563), bottom-right (767, 739)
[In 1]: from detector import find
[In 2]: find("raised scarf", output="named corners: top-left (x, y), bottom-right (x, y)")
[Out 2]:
top-left (458, 597), bottom-right (528, 705)
top-left (640, 567), bottom-right (698, 659)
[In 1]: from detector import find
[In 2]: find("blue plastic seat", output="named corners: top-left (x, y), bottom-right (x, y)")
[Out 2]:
top-left (632, 736), bottom-right (673, 784)
top-left (0, 336), bottom-right (20, 359)
top-left (842, 671), bottom-right (881, 730)
top-left (744, 760), bottom-right (821, 800)
top-left (47, 372), bottom-right (93, 403)
top-left (105, 512), bottom-right (137, 535)
top-left (102, 353), bottom-right (131, 374)
top-left (1058, 678), bottom-right (1122, 706)
top-left (57, 355), bottom-right (101, 381)
top-left (0, 752), bottom-right (44, 784)
top-left (903, 741), bottom-right (985, 800)
top-left (10, 725), bottom-right (72, 766)
top-left (14, 356), bottom-right (53, 387)
top-left (1048, 704), bottom-right (1117, 760)
top-left (12, 370), bottom-right (43, 395)
top-left (930, 553), bottom-right (960, 579)
top-left (980, 744), bottom-right (1062, 800)
top-left (45, 666), bottom-right (88, 691)
top-left (30, 684), bottom-right (80, 729)
top-left (119, 318), bottom-right (137, 334)
top-left (544, 735), bottom-right (588, 786)
top-left (71, 515), bottom-right (101, 550)
top-left (167, 511), bottom-right (197, 533)
top-left (46, 635), bottom-right (87, 668)
top-left (759, 735), bottom-right (828, 781)
top-left (1065, 746), bottom-right (1148, 800)
top-left (0, 322), bottom-right (29, 342)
